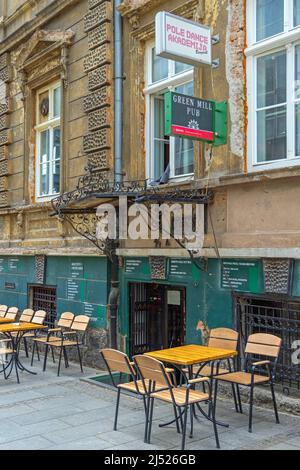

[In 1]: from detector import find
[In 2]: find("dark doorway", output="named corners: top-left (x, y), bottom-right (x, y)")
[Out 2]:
top-left (129, 283), bottom-right (186, 356)
top-left (28, 284), bottom-right (57, 328)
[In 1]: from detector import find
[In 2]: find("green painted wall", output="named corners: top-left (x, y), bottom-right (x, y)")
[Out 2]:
top-left (119, 257), bottom-right (265, 353)
top-left (0, 256), bottom-right (109, 328)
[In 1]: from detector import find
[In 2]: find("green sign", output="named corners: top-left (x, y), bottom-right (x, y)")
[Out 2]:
top-left (164, 91), bottom-right (227, 146)
top-left (169, 259), bottom-right (193, 277)
top-left (221, 260), bottom-right (263, 293)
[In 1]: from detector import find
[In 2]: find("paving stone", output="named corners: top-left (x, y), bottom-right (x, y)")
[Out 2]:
top-left (0, 435), bottom-right (53, 450)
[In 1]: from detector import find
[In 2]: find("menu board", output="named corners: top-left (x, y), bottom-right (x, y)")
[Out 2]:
top-left (66, 279), bottom-right (81, 301)
top-left (70, 262), bottom-right (84, 279)
top-left (169, 259), bottom-right (193, 277)
top-left (125, 259), bottom-right (143, 274)
top-left (8, 258), bottom-right (20, 272)
top-left (0, 259), bottom-right (5, 273)
top-left (221, 260), bottom-right (262, 293)
top-left (84, 303), bottom-right (100, 322)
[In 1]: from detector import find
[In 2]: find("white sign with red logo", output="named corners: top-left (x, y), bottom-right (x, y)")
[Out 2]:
top-left (156, 11), bottom-right (212, 67)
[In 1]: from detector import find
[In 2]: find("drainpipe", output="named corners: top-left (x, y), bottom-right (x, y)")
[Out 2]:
top-left (108, 0), bottom-right (123, 350)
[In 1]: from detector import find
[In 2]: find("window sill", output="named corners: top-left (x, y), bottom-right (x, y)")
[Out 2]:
top-left (147, 175), bottom-right (194, 189)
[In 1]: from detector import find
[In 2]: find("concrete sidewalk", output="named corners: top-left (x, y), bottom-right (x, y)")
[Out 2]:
top-left (0, 355), bottom-right (299, 450)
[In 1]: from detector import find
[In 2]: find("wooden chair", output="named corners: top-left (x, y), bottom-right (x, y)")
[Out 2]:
top-left (101, 349), bottom-right (149, 431)
top-left (20, 310), bottom-right (47, 359)
top-left (0, 339), bottom-right (18, 382)
top-left (214, 333), bottom-right (282, 433)
top-left (19, 308), bottom-right (35, 323)
top-left (42, 315), bottom-right (90, 376)
top-left (0, 305), bottom-right (8, 318)
top-left (5, 307), bottom-right (18, 320)
top-left (31, 312), bottom-right (75, 365)
top-left (133, 354), bottom-right (220, 450)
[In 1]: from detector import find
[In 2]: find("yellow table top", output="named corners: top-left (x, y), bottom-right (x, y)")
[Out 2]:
top-left (0, 318), bottom-right (15, 324)
top-left (145, 344), bottom-right (237, 366)
top-left (0, 322), bottom-right (47, 333)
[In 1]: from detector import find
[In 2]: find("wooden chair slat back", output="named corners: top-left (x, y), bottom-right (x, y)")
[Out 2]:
top-left (245, 333), bottom-right (282, 358)
top-left (58, 312), bottom-right (75, 328)
top-left (7, 307), bottom-right (18, 314)
top-left (71, 315), bottom-right (90, 332)
top-left (101, 349), bottom-right (133, 375)
top-left (0, 305), bottom-right (8, 317)
top-left (20, 309), bottom-right (34, 323)
top-left (32, 310), bottom-right (47, 325)
top-left (208, 328), bottom-right (239, 351)
top-left (5, 311), bottom-right (17, 320)
top-left (134, 355), bottom-right (169, 387)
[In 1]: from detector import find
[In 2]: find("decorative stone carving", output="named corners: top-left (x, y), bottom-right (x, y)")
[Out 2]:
top-left (0, 191), bottom-right (8, 207)
top-left (149, 256), bottom-right (167, 280)
top-left (89, 0), bottom-right (111, 9)
top-left (88, 107), bottom-right (110, 131)
top-left (35, 254), bottom-right (46, 284)
top-left (263, 259), bottom-right (293, 295)
top-left (0, 53), bottom-right (9, 71)
top-left (83, 87), bottom-right (111, 113)
top-left (16, 210), bottom-right (24, 240)
top-left (27, 57), bottom-right (61, 82)
top-left (0, 114), bottom-right (8, 130)
top-left (0, 146), bottom-right (8, 161)
top-left (88, 23), bottom-right (111, 50)
top-left (84, 44), bottom-right (112, 72)
top-left (128, 14), bottom-right (140, 29)
top-left (84, 3), bottom-right (112, 32)
top-left (0, 159), bottom-right (10, 176)
top-left (87, 151), bottom-right (110, 171)
top-left (88, 65), bottom-right (111, 91)
top-left (0, 129), bottom-right (12, 146)
top-left (83, 129), bottom-right (111, 153)
top-left (0, 176), bottom-right (7, 192)
top-left (0, 67), bottom-right (11, 83)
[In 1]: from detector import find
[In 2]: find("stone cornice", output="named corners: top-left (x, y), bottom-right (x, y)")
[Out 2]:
top-left (0, 0), bottom-right (81, 54)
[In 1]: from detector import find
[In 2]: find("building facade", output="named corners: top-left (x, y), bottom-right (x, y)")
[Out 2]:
top-left (116, 0), bottom-right (300, 394)
top-left (0, 0), bottom-right (115, 366)
top-left (0, 0), bottom-right (300, 393)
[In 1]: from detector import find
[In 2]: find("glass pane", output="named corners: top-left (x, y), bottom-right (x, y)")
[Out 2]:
top-left (153, 96), bottom-right (169, 180)
top-left (257, 106), bottom-right (286, 162)
top-left (152, 48), bottom-right (168, 83)
top-left (256, 0), bottom-right (284, 41)
top-left (295, 104), bottom-right (300, 156)
top-left (39, 130), bottom-right (50, 195)
top-left (175, 62), bottom-right (193, 75)
top-left (53, 86), bottom-right (61, 118)
top-left (257, 50), bottom-right (286, 108)
top-left (295, 45), bottom-right (300, 100)
top-left (52, 127), bottom-right (61, 194)
top-left (175, 81), bottom-right (194, 96)
top-left (174, 138), bottom-right (194, 176)
top-left (295, 0), bottom-right (300, 26)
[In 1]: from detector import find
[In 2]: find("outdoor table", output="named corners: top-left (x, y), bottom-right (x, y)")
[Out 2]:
top-left (0, 318), bottom-right (15, 324)
top-left (0, 322), bottom-right (47, 383)
top-left (145, 344), bottom-right (237, 428)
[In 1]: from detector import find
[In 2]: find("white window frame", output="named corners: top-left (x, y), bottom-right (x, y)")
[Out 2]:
top-left (35, 81), bottom-right (61, 201)
top-left (246, 0), bottom-right (300, 172)
top-left (144, 43), bottom-right (194, 183)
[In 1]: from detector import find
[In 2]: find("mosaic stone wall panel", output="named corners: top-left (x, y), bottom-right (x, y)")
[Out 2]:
top-left (83, 0), bottom-right (113, 168)
top-left (263, 259), bottom-right (293, 295)
top-left (0, 52), bottom-right (11, 208)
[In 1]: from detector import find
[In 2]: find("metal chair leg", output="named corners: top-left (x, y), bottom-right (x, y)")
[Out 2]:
top-left (144, 396), bottom-right (151, 443)
top-left (189, 404), bottom-right (194, 438)
top-left (57, 347), bottom-right (63, 376)
top-left (31, 342), bottom-right (35, 367)
top-left (147, 398), bottom-right (155, 444)
top-left (211, 398), bottom-right (220, 449)
top-left (51, 346), bottom-right (55, 363)
top-left (236, 384), bottom-right (243, 413)
top-left (43, 344), bottom-right (49, 372)
top-left (181, 405), bottom-right (189, 450)
top-left (14, 354), bottom-right (20, 384)
top-left (77, 344), bottom-right (83, 372)
top-left (23, 338), bottom-right (29, 358)
top-left (270, 381), bottom-right (280, 424)
top-left (114, 388), bottom-right (121, 431)
top-left (231, 383), bottom-right (239, 413)
top-left (248, 384), bottom-right (254, 433)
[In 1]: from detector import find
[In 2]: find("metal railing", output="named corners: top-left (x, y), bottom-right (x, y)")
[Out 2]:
top-left (235, 294), bottom-right (300, 393)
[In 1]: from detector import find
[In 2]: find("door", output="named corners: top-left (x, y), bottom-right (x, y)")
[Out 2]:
top-left (129, 283), bottom-right (186, 356)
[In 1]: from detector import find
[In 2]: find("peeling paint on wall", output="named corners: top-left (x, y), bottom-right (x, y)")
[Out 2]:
top-left (225, 0), bottom-right (246, 159)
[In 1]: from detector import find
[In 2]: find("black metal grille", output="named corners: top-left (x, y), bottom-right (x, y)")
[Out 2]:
top-left (29, 285), bottom-right (57, 328)
top-left (235, 294), bottom-right (300, 392)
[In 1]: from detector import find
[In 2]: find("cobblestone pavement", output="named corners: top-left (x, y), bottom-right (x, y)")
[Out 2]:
top-left (0, 355), bottom-right (299, 450)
